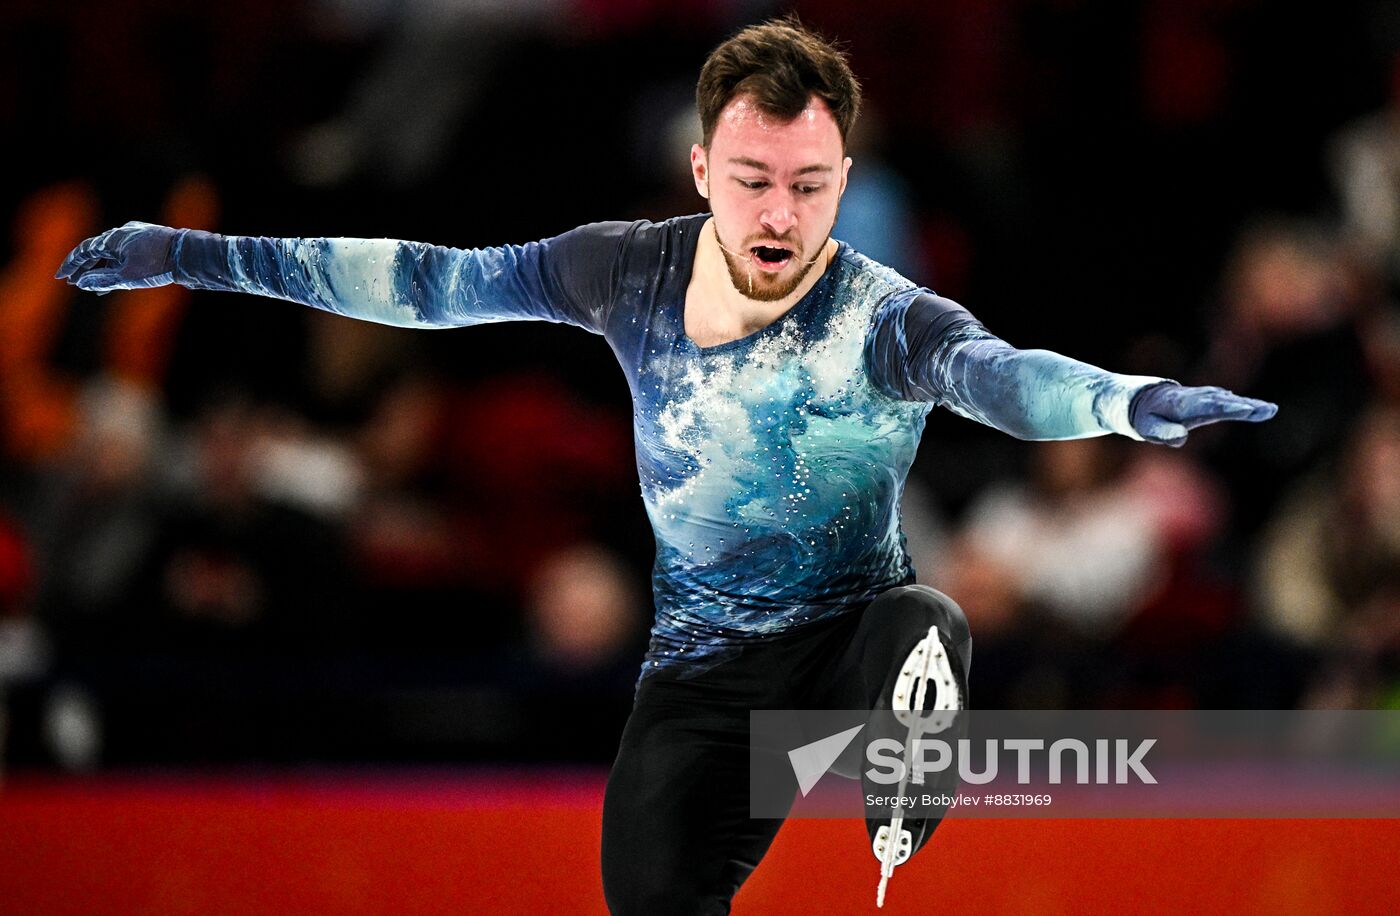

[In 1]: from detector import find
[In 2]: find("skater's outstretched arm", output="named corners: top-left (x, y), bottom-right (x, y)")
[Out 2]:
top-left (56, 220), bottom-right (628, 332)
top-left (865, 290), bottom-right (1277, 446)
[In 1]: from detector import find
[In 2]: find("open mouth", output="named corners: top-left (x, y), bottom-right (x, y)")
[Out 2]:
top-left (751, 245), bottom-right (794, 271)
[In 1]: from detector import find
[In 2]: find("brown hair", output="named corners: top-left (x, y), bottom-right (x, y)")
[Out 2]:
top-left (696, 16), bottom-right (861, 148)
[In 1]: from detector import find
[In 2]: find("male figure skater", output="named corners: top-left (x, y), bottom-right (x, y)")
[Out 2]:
top-left (58, 18), bottom-right (1275, 913)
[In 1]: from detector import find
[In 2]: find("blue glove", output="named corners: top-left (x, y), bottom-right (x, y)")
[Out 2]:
top-left (1129, 381), bottom-right (1278, 447)
top-left (55, 221), bottom-right (184, 296)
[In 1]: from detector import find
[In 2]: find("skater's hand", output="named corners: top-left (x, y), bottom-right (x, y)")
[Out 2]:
top-left (1129, 381), bottom-right (1277, 447)
top-left (55, 221), bottom-right (182, 296)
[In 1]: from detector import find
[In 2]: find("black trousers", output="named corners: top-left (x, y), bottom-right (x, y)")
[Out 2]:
top-left (600, 585), bottom-right (972, 915)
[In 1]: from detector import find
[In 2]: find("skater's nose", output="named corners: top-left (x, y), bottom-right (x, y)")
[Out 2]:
top-left (759, 204), bottom-right (796, 237)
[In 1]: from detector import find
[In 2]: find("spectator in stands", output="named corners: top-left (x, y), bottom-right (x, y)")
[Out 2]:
top-left (1254, 404), bottom-right (1400, 707)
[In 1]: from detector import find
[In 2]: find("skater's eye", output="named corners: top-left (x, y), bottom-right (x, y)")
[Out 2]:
top-left (736, 179), bottom-right (769, 191)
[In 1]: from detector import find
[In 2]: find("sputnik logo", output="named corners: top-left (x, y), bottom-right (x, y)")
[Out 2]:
top-left (787, 724), bottom-right (864, 796)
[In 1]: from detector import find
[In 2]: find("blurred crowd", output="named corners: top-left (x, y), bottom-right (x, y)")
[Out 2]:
top-left (0, 0), bottom-right (1398, 770)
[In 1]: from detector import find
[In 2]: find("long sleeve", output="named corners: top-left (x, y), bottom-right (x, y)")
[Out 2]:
top-left (171, 221), bottom-right (632, 332)
top-left (864, 289), bottom-right (1164, 440)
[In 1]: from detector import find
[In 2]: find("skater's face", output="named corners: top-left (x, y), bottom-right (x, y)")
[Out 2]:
top-left (691, 94), bottom-right (851, 301)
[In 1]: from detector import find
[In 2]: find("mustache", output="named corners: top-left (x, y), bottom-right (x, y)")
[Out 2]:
top-left (741, 232), bottom-right (801, 252)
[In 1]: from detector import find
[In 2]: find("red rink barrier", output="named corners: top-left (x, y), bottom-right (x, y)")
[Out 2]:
top-left (1, 772), bottom-right (1397, 915)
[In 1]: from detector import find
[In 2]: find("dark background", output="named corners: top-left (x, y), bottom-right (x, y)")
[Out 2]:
top-left (1, 0), bottom-right (1397, 771)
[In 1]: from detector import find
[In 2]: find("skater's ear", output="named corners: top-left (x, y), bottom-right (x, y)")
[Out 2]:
top-left (691, 144), bottom-right (710, 200)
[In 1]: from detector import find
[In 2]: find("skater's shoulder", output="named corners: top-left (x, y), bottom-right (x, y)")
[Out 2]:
top-left (618, 213), bottom-right (710, 253)
top-left (834, 244), bottom-right (919, 297)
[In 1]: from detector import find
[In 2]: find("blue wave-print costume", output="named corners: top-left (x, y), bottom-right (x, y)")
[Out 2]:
top-left (167, 213), bottom-right (1161, 680)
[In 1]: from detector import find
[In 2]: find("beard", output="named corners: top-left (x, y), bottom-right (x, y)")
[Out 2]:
top-left (716, 225), bottom-right (832, 302)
